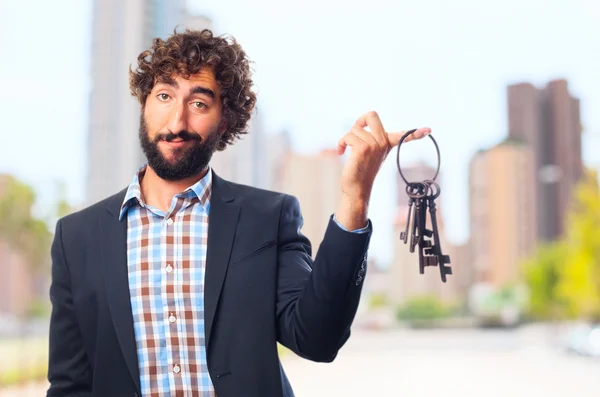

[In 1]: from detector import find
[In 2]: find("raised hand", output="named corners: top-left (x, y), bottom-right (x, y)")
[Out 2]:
top-left (334, 111), bottom-right (431, 230)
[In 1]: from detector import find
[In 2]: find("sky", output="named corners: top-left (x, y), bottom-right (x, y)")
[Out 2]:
top-left (0, 0), bottom-right (599, 266)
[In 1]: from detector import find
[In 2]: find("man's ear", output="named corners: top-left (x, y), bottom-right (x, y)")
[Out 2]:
top-left (219, 119), bottom-right (228, 135)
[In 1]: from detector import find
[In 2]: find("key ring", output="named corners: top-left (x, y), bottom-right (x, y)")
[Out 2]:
top-left (395, 129), bottom-right (451, 284)
top-left (423, 179), bottom-right (441, 200)
top-left (406, 182), bottom-right (427, 198)
top-left (396, 129), bottom-right (441, 186)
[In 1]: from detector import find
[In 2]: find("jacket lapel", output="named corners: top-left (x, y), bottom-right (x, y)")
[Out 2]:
top-left (101, 189), bottom-right (141, 394)
top-left (204, 170), bottom-right (240, 346)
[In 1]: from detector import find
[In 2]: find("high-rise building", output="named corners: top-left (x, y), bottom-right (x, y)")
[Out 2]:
top-left (263, 129), bottom-right (293, 192)
top-left (209, 115), bottom-right (263, 187)
top-left (448, 241), bottom-right (474, 297)
top-left (507, 79), bottom-right (582, 241)
top-left (279, 150), bottom-right (344, 257)
top-left (209, 113), bottom-right (291, 191)
top-left (0, 240), bottom-right (33, 317)
top-left (469, 140), bottom-right (537, 287)
top-left (86, 0), bottom-right (213, 204)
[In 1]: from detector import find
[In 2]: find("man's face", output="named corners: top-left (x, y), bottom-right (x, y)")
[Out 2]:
top-left (140, 68), bottom-right (224, 181)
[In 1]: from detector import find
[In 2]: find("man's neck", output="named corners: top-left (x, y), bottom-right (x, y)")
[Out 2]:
top-left (140, 166), bottom-right (209, 213)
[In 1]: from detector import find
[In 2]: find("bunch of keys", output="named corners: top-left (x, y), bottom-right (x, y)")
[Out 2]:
top-left (396, 129), bottom-right (452, 282)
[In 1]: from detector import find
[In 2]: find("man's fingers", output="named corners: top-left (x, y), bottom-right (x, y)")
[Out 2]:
top-left (350, 125), bottom-right (378, 146)
top-left (337, 131), bottom-right (368, 155)
top-left (387, 127), bottom-right (432, 148)
top-left (340, 116), bottom-right (432, 155)
top-left (355, 111), bottom-right (389, 149)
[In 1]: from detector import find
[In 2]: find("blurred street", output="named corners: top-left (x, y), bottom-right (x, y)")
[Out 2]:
top-left (2, 324), bottom-right (599, 396)
top-left (283, 325), bottom-right (600, 397)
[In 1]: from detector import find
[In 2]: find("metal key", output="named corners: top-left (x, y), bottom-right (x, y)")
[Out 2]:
top-left (400, 183), bottom-right (423, 244)
top-left (408, 184), bottom-right (426, 253)
top-left (424, 180), bottom-right (452, 282)
top-left (417, 195), bottom-right (427, 273)
top-left (420, 183), bottom-right (439, 272)
top-left (417, 187), bottom-right (437, 274)
top-left (399, 196), bottom-right (414, 244)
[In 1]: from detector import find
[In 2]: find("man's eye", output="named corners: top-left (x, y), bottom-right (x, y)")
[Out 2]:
top-left (158, 93), bottom-right (170, 101)
top-left (192, 102), bottom-right (206, 109)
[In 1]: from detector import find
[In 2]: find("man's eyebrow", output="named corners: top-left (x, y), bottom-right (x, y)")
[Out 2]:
top-left (190, 86), bottom-right (215, 99)
top-left (156, 79), bottom-right (179, 89)
top-left (154, 81), bottom-right (215, 99)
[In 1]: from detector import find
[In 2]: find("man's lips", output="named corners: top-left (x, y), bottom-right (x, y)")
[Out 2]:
top-left (161, 139), bottom-right (190, 148)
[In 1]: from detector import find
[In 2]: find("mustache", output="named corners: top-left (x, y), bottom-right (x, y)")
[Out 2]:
top-left (154, 130), bottom-right (202, 143)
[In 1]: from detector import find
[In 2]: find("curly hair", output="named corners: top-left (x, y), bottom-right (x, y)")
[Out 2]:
top-left (129, 29), bottom-right (257, 151)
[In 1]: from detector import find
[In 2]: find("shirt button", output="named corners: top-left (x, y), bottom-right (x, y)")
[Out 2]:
top-left (167, 218), bottom-right (174, 225)
top-left (166, 264), bottom-right (173, 273)
top-left (173, 364), bottom-right (181, 373)
top-left (169, 314), bottom-right (177, 323)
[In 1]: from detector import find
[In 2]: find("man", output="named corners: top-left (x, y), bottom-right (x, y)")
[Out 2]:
top-left (47, 29), bottom-right (430, 397)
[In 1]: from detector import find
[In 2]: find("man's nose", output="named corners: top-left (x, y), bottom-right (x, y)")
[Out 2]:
top-left (167, 101), bottom-right (188, 134)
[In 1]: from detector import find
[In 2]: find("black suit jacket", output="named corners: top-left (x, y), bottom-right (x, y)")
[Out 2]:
top-left (47, 170), bottom-right (372, 397)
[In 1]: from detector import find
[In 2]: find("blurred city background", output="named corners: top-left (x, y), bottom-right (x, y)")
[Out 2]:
top-left (1, 0), bottom-right (599, 395)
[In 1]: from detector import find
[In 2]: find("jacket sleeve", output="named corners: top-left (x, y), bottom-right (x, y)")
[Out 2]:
top-left (47, 219), bottom-right (93, 397)
top-left (275, 194), bottom-right (371, 362)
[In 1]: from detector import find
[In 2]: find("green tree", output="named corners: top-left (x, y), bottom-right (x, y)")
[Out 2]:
top-left (0, 176), bottom-right (52, 274)
top-left (0, 177), bottom-right (75, 274)
top-left (522, 169), bottom-right (600, 321)
top-left (368, 292), bottom-right (389, 310)
top-left (555, 170), bottom-right (600, 321)
top-left (522, 242), bottom-right (566, 320)
top-left (396, 295), bottom-right (452, 321)
top-left (53, 180), bottom-right (77, 219)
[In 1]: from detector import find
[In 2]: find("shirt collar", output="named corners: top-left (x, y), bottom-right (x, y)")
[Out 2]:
top-left (119, 164), bottom-right (212, 220)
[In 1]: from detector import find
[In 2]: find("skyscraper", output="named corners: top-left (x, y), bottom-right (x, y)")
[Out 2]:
top-left (507, 79), bottom-right (582, 241)
top-left (208, 113), bottom-right (291, 191)
top-left (279, 150), bottom-right (344, 257)
top-left (469, 140), bottom-right (537, 287)
top-left (86, 0), bottom-right (212, 204)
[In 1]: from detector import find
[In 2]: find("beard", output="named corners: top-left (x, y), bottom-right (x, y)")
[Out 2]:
top-left (139, 115), bottom-right (222, 181)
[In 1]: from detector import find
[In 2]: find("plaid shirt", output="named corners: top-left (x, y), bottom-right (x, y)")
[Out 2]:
top-left (120, 165), bottom-right (215, 397)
